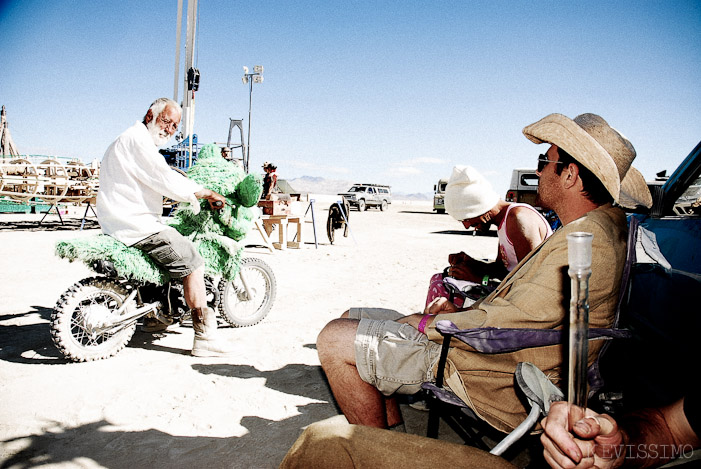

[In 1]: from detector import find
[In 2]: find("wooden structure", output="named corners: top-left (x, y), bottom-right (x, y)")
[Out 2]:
top-left (0, 157), bottom-right (99, 206)
top-left (260, 215), bottom-right (303, 250)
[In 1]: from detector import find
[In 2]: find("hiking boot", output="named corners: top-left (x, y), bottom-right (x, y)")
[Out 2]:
top-left (191, 306), bottom-right (235, 357)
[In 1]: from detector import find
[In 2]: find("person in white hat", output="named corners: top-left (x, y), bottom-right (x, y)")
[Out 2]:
top-left (425, 165), bottom-right (552, 309)
top-left (313, 112), bottom-right (649, 436)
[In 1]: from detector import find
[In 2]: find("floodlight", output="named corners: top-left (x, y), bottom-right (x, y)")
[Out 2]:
top-left (243, 66), bottom-right (249, 74)
top-left (254, 65), bottom-right (264, 74)
top-left (253, 75), bottom-right (263, 84)
top-left (242, 76), bottom-right (249, 84)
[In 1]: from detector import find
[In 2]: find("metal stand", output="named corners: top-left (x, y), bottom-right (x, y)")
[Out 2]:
top-left (39, 203), bottom-right (65, 226)
top-left (226, 118), bottom-right (246, 168)
top-left (304, 199), bottom-right (318, 249)
top-left (80, 202), bottom-right (98, 230)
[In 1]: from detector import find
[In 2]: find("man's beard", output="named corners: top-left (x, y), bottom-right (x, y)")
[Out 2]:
top-left (146, 120), bottom-right (171, 147)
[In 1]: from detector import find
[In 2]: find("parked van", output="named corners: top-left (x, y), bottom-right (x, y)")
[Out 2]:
top-left (433, 178), bottom-right (449, 214)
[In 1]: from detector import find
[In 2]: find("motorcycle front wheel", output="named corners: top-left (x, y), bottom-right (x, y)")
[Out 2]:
top-left (218, 257), bottom-right (276, 327)
top-left (51, 277), bottom-right (137, 362)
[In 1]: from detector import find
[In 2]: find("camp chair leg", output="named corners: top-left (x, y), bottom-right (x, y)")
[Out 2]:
top-left (426, 394), bottom-right (441, 439)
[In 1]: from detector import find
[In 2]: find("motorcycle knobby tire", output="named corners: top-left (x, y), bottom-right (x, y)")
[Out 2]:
top-left (51, 277), bottom-right (137, 362)
top-left (218, 257), bottom-right (276, 327)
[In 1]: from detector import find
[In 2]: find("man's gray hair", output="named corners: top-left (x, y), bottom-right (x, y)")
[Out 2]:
top-left (147, 98), bottom-right (181, 119)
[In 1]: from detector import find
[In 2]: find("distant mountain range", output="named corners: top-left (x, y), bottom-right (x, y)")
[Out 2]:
top-left (283, 176), bottom-right (431, 201)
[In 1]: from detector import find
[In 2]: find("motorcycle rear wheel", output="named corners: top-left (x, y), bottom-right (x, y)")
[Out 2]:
top-left (51, 277), bottom-right (137, 362)
top-left (218, 257), bottom-right (276, 327)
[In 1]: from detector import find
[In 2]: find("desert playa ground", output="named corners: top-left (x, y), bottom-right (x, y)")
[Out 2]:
top-left (0, 198), bottom-right (498, 468)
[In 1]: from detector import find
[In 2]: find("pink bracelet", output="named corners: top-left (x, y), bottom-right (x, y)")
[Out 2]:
top-left (418, 314), bottom-right (434, 334)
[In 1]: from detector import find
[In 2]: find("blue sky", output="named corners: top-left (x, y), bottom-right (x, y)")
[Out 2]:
top-left (1, 0), bottom-right (699, 196)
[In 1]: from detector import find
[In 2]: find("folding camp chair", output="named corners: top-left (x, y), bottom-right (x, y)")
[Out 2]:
top-left (421, 216), bottom-right (640, 452)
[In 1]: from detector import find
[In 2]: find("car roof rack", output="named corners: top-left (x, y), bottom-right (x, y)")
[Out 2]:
top-left (354, 183), bottom-right (391, 188)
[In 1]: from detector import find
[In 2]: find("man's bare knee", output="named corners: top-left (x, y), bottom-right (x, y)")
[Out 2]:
top-left (317, 318), bottom-right (359, 365)
top-left (185, 265), bottom-right (204, 279)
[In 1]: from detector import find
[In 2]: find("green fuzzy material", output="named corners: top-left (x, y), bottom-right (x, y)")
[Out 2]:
top-left (56, 234), bottom-right (168, 284)
top-left (56, 143), bottom-right (263, 283)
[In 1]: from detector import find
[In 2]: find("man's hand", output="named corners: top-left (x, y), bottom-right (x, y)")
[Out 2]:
top-left (424, 297), bottom-right (459, 315)
top-left (446, 251), bottom-right (485, 283)
top-left (541, 401), bottom-right (624, 469)
top-left (195, 189), bottom-right (227, 210)
top-left (448, 251), bottom-right (470, 266)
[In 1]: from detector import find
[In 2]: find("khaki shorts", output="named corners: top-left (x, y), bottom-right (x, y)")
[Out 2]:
top-left (349, 308), bottom-right (442, 396)
top-left (132, 228), bottom-right (204, 279)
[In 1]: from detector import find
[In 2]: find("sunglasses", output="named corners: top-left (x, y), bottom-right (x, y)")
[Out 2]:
top-left (537, 154), bottom-right (565, 172)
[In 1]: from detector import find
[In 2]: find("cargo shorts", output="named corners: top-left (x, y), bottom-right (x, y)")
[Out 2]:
top-left (349, 307), bottom-right (442, 396)
top-left (132, 228), bottom-right (204, 279)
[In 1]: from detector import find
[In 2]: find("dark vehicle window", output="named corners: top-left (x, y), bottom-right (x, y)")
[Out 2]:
top-left (520, 174), bottom-right (539, 187)
top-left (674, 174), bottom-right (701, 215)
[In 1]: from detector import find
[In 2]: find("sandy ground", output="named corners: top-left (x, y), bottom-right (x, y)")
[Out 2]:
top-left (0, 198), bottom-right (498, 468)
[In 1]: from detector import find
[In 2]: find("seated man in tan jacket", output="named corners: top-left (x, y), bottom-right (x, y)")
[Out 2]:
top-left (316, 113), bottom-right (652, 433)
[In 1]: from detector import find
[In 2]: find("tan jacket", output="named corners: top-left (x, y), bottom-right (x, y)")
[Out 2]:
top-left (426, 204), bottom-right (628, 432)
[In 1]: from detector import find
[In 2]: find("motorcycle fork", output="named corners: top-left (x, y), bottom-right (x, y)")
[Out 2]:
top-left (238, 269), bottom-right (252, 301)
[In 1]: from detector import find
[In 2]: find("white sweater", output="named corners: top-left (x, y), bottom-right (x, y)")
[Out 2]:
top-left (96, 121), bottom-right (203, 246)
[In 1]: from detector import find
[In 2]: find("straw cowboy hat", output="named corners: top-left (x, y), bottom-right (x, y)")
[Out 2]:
top-left (444, 165), bottom-right (500, 220)
top-left (523, 113), bottom-right (652, 209)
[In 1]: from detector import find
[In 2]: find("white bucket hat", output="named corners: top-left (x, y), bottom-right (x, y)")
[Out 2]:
top-left (523, 113), bottom-right (652, 209)
top-left (444, 165), bottom-right (500, 220)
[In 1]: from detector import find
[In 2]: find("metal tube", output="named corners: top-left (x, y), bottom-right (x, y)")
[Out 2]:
top-left (246, 79), bottom-right (253, 173)
top-left (566, 232), bottom-right (593, 408)
top-left (173, 0), bottom-right (183, 102)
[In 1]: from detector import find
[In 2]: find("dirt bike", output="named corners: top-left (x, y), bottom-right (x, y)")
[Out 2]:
top-left (50, 242), bottom-right (276, 362)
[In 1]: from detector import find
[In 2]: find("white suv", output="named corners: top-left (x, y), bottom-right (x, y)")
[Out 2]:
top-left (338, 184), bottom-right (392, 211)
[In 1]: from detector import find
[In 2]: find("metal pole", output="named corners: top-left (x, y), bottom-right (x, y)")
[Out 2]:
top-left (566, 232), bottom-right (593, 408)
top-left (183, 0), bottom-right (198, 168)
top-left (173, 0), bottom-right (183, 102)
top-left (246, 79), bottom-right (253, 173)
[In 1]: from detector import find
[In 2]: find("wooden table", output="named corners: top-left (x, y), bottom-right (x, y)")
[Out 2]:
top-left (256, 214), bottom-right (303, 250)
